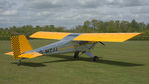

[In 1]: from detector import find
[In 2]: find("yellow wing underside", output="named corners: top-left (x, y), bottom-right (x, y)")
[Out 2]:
top-left (30, 31), bottom-right (141, 42)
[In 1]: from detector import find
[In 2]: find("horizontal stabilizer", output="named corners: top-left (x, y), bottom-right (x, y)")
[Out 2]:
top-left (18, 52), bottom-right (43, 59)
top-left (5, 52), bottom-right (13, 56)
top-left (5, 52), bottom-right (42, 59)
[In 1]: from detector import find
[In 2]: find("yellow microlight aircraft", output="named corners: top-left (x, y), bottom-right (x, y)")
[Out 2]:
top-left (5, 31), bottom-right (141, 65)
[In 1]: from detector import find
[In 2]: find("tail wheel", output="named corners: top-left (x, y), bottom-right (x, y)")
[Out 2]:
top-left (17, 60), bottom-right (21, 66)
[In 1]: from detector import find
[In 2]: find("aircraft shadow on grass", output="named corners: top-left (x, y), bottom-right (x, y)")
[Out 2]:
top-left (11, 54), bottom-right (144, 67)
top-left (11, 62), bottom-right (46, 67)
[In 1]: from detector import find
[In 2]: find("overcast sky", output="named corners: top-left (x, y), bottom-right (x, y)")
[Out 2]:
top-left (0, 0), bottom-right (149, 28)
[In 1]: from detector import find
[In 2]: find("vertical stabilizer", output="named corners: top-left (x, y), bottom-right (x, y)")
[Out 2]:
top-left (11, 35), bottom-right (33, 59)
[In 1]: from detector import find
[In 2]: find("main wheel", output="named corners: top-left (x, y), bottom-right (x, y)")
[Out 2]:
top-left (93, 56), bottom-right (98, 61)
top-left (74, 51), bottom-right (80, 60)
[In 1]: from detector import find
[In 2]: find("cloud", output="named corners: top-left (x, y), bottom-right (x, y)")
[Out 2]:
top-left (28, 0), bottom-right (63, 9)
top-left (0, 0), bottom-right (149, 28)
top-left (1, 10), bottom-right (17, 15)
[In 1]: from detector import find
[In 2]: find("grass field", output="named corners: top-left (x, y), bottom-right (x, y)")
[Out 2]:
top-left (0, 40), bottom-right (149, 84)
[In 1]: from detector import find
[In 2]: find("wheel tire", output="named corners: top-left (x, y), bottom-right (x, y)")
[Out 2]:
top-left (74, 55), bottom-right (79, 60)
top-left (74, 51), bottom-right (79, 60)
top-left (93, 56), bottom-right (98, 61)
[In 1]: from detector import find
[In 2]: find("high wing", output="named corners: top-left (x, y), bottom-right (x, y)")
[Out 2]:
top-left (30, 31), bottom-right (71, 40)
top-left (30, 31), bottom-right (141, 42)
top-left (73, 33), bottom-right (141, 42)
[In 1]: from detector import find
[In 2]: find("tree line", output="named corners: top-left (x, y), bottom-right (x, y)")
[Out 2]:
top-left (0, 19), bottom-right (149, 40)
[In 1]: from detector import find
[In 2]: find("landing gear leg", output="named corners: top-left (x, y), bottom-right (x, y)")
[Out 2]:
top-left (84, 51), bottom-right (98, 61)
top-left (74, 51), bottom-right (80, 60)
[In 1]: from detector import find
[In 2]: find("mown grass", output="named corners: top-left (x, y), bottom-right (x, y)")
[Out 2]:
top-left (0, 40), bottom-right (149, 84)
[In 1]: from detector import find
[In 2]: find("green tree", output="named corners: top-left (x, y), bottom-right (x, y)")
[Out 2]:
top-left (49, 25), bottom-right (55, 31)
top-left (35, 25), bottom-right (41, 31)
top-left (56, 26), bottom-right (65, 32)
top-left (120, 21), bottom-right (129, 32)
top-left (130, 19), bottom-right (139, 31)
top-left (107, 20), bottom-right (117, 32)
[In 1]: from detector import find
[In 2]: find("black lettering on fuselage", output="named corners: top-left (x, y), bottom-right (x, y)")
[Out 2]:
top-left (39, 47), bottom-right (58, 54)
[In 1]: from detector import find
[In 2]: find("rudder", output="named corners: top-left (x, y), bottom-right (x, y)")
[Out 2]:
top-left (11, 35), bottom-right (33, 59)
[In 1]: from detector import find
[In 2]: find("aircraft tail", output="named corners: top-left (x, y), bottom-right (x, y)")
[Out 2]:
top-left (10, 35), bottom-right (33, 59)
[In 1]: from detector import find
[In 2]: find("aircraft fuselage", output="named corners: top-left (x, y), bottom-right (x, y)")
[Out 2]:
top-left (24, 40), bottom-right (97, 55)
